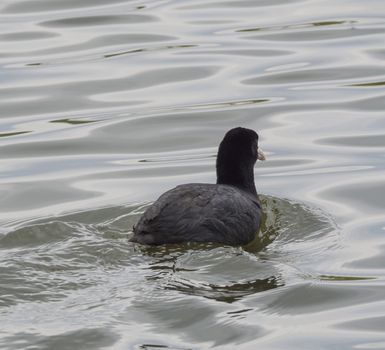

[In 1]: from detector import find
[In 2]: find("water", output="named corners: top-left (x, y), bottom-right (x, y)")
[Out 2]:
top-left (1, 0), bottom-right (385, 348)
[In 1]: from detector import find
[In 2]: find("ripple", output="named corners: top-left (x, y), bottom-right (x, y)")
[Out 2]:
top-left (50, 118), bottom-right (97, 125)
top-left (0, 328), bottom-right (120, 350)
top-left (243, 66), bottom-right (385, 86)
top-left (0, 131), bottom-right (31, 138)
top-left (1, 0), bottom-right (385, 347)
top-left (337, 315), bottom-right (385, 333)
top-left (317, 134), bottom-right (385, 148)
top-left (349, 81), bottom-right (385, 87)
top-left (236, 20), bottom-right (350, 32)
top-left (0, 34), bottom-right (177, 62)
top-left (104, 44), bottom-right (194, 59)
top-left (245, 28), bottom-right (385, 42)
top-left (319, 178), bottom-right (385, 215)
top-left (178, 0), bottom-right (303, 10)
top-left (182, 48), bottom-right (294, 57)
top-left (368, 48), bottom-right (385, 61)
top-left (131, 195), bottom-right (337, 302)
top-left (40, 14), bottom-right (157, 28)
top-left (0, 66), bottom-right (219, 118)
top-left (346, 244), bottom-right (385, 270)
top-left (0, 181), bottom-right (100, 212)
top-left (3, 0), bottom-right (131, 13)
top-left (0, 221), bottom-right (79, 248)
top-left (0, 31), bottom-right (58, 41)
top-left (0, 213), bottom-right (137, 307)
top-left (0, 195), bottom-right (337, 310)
top-left (252, 282), bottom-right (385, 316)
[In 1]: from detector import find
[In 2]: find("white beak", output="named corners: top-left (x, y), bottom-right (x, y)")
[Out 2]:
top-left (257, 148), bottom-right (266, 161)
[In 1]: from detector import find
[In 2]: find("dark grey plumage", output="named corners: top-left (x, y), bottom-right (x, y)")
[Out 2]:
top-left (131, 127), bottom-right (264, 246)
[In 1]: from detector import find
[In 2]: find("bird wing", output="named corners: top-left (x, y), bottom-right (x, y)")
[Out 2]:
top-left (133, 183), bottom-right (261, 245)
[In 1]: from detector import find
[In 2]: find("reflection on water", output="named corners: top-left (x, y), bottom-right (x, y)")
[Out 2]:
top-left (50, 118), bottom-right (97, 125)
top-left (0, 195), bottom-right (337, 348)
top-left (1, 0), bottom-right (385, 348)
top-left (0, 131), bottom-right (31, 138)
top-left (1, 197), bottom-right (335, 303)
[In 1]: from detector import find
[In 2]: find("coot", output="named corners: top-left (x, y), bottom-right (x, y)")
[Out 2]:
top-left (131, 127), bottom-right (265, 245)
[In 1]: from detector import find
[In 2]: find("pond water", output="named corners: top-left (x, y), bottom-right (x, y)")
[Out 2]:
top-left (1, 0), bottom-right (385, 349)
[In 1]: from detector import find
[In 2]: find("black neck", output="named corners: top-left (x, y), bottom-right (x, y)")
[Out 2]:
top-left (216, 158), bottom-right (257, 195)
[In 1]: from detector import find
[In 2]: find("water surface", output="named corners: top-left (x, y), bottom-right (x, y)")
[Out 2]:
top-left (1, 0), bottom-right (385, 349)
